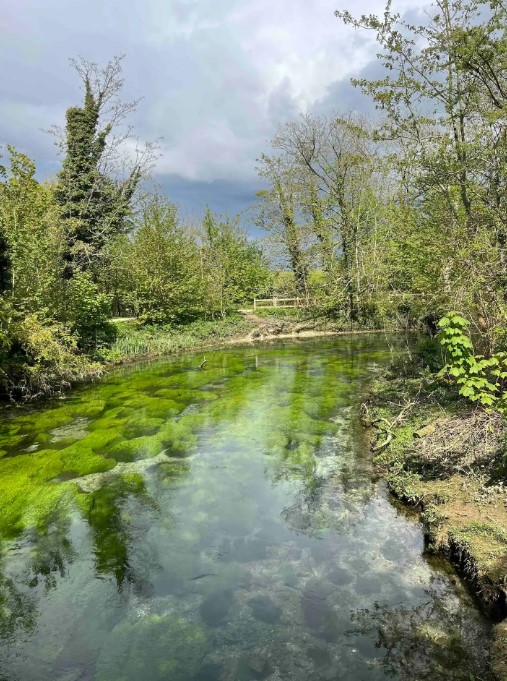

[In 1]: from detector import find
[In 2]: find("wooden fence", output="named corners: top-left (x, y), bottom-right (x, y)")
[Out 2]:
top-left (253, 297), bottom-right (311, 310)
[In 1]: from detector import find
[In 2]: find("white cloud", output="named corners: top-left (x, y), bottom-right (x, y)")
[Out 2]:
top-left (0, 0), bottom-right (427, 193)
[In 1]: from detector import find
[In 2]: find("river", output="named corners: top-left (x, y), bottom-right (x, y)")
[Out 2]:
top-left (0, 335), bottom-right (492, 680)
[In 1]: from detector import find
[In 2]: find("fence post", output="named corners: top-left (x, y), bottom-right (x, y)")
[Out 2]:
top-left (273, 297), bottom-right (278, 308)
top-left (254, 298), bottom-right (257, 310)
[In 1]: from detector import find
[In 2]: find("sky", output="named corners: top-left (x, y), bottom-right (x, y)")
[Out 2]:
top-left (0, 0), bottom-right (426, 225)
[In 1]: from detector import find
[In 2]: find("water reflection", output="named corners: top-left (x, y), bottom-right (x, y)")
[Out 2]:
top-left (349, 578), bottom-right (493, 679)
top-left (0, 336), bottom-right (493, 681)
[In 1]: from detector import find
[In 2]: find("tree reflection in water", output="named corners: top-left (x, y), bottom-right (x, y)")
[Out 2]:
top-left (348, 580), bottom-right (494, 680)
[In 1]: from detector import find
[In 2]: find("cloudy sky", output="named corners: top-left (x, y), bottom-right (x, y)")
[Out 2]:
top-left (1, 0), bottom-right (425, 223)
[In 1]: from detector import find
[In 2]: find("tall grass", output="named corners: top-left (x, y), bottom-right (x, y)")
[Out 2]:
top-left (105, 315), bottom-right (253, 362)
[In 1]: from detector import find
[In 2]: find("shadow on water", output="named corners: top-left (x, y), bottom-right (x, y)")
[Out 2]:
top-left (0, 335), bottom-right (494, 681)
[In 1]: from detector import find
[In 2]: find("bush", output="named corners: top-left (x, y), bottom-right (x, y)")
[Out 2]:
top-left (437, 312), bottom-right (507, 414)
top-left (0, 313), bottom-right (102, 399)
top-left (63, 271), bottom-right (116, 351)
top-left (417, 337), bottom-right (444, 372)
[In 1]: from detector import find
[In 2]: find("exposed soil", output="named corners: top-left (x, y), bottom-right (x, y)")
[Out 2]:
top-left (226, 311), bottom-right (383, 345)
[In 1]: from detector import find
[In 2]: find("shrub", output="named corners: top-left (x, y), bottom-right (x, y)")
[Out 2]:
top-left (63, 271), bottom-right (116, 351)
top-left (437, 313), bottom-right (507, 414)
top-left (1, 313), bottom-right (101, 399)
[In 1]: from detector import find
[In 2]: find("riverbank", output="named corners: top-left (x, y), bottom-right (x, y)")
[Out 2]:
top-left (105, 312), bottom-right (386, 365)
top-left (363, 368), bottom-right (507, 679)
top-left (1, 311), bottom-right (384, 403)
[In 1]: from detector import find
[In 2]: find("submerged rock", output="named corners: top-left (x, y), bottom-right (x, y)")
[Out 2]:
top-left (306, 643), bottom-right (332, 667)
top-left (68, 452), bottom-right (192, 492)
top-left (49, 417), bottom-right (90, 442)
top-left (327, 566), bottom-right (354, 587)
top-left (194, 661), bottom-right (223, 681)
top-left (95, 614), bottom-right (208, 681)
top-left (354, 574), bottom-right (383, 596)
top-left (248, 595), bottom-right (282, 624)
top-left (302, 579), bottom-right (343, 642)
top-left (199, 589), bottom-right (235, 626)
top-left (235, 653), bottom-right (272, 680)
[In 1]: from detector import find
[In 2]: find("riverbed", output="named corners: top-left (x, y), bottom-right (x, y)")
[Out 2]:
top-left (0, 335), bottom-right (493, 680)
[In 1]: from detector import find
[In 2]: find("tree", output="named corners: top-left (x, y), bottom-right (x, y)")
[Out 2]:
top-left (256, 155), bottom-right (311, 296)
top-left (199, 208), bottom-right (272, 316)
top-left (0, 147), bottom-right (65, 315)
top-left (258, 114), bottom-right (381, 321)
top-left (129, 196), bottom-right (202, 324)
top-left (336, 0), bottom-right (507, 335)
top-left (55, 56), bottom-right (156, 274)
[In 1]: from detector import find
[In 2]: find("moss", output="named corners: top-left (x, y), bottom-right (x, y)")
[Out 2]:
top-left (156, 459), bottom-right (191, 481)
top-left (157, 388), bottom-right (218, 405)
top-left (158, 419), bottom-right (200, 454)
top-left (15, 408), bottom-right (74, 433)
top-left (95, 614), bottom-right (209, 681)
top-left (88, 416), bottom-right (127, 432)
top-left (143, 398), bottom-right (186, 419)
top-left (0, 432), bottom-right (29, 452)
top-left (122, 416), bottom-right (164, 440)
top-left (108, 435), bottom-right (164, 462)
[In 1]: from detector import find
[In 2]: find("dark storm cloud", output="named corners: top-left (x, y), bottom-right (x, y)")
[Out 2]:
top-left (0, 0), bottom-right (426, 218)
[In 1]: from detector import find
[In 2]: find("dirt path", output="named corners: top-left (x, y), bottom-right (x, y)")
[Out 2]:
top-left (230, 311), bottom-right (384, 345)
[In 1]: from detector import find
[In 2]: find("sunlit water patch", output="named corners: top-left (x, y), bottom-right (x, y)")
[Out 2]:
top-left (0, 336), bottom-right (493, 680)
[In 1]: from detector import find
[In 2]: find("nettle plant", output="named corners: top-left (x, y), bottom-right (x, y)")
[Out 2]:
top-left (437, 313), bottom-right (507, 414)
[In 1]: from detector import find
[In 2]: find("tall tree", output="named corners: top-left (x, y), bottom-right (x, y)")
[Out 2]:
top-left (266, 114), bottom-right (379, 320)
top-left (256, 155), bottom-right (310, 296)
top-left (336, 0), bottom-right (507, 334)
top-left (55, 56), bottom-right (154, 274)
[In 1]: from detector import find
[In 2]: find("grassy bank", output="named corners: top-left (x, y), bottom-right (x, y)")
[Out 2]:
top-left (363, 364), bottom-right (507, 679)
top-left (102, 315), bottom-right (256, 363)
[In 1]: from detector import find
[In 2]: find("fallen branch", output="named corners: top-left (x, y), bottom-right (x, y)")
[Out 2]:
top-left (198, 357), bottom-right (208, 370)
top-left (363, 401), bottom-right (415, 453)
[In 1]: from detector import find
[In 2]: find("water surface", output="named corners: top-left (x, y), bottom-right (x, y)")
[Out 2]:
top-left (0, 336), bottom-right (492, 680)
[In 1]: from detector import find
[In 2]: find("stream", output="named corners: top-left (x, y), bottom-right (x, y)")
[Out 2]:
top-left (0, 335), bottom-right (493, 680)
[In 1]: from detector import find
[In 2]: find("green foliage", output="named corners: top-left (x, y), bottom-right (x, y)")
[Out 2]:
top-left (438, 313), bottom-right (507, 413)
top-left (62, 271), bottom-right (115, 351)
top-left (102, 315), bottom-right (252, 363)
top-left (10, 314), bottom-right (102, 398)
top-left (130, 197), bottom-right (203, 324)
top-left (417, 337), bottom-right (445, 373)
top-left (0, 147), bottom-right (65, 315)
top-left (199, 209), bottom-right (273, 316)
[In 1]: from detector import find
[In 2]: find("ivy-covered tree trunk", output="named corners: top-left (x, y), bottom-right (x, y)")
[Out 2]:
top-left (55, 58), bottom-right (142, 275)
top-left (0, 229), bottom-right (10, 294)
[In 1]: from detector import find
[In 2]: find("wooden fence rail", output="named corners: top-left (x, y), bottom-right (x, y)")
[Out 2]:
top-left (253, 297), bottom-right (311, 310)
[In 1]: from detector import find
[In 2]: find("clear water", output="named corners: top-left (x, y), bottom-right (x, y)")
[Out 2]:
top-left (0, 336), bottom-right (492, 681)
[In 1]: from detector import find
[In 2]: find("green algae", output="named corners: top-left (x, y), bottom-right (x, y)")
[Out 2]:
top-left (0, 335), bottom-right (495, 681)
top-left (108, 435), bottom-right (164, 462)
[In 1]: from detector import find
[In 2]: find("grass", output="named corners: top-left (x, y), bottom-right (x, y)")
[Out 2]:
top-left (103, 314), bottom-right (255, 363)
